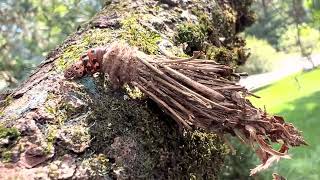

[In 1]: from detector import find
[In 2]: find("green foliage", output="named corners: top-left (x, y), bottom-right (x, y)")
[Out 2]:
top-left (250, 69), bottom-right (320, 179)
top-left (237, 36), bottom-right (278, 74)
top-left (306, 0), bottom-right (320, 28)
top-left (278, 24), bottom-right (320, 53)
top-left (245, 1), bottom-right (288, 47)
top-left (245, 0), bottom-right (316, 50)
top-left (0, 0), bottom-right (102, 86)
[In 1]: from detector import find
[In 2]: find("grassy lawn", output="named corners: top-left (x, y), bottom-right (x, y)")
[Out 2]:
top-left (249, 68), bottom-right (320, 180)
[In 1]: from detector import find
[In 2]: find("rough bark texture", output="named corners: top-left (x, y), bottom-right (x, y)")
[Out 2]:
top-left (0, 0), bottom-right (255, 179)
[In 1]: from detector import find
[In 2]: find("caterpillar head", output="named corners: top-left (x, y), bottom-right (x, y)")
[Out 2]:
top-left (64, 61), bottom-right (86, 79)
top-left (64, 47), bottom-right (106, 79)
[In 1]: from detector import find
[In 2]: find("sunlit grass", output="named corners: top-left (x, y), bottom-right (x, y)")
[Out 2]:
top-left (249, 68), bottom-right (320, 179)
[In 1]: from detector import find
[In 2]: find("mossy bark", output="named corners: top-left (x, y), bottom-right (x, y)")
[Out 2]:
top-left (0, 0), bottom-right (254, 179)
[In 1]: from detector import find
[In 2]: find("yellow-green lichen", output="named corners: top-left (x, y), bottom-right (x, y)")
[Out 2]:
top-left (123, 84), bottom-right (143, 100)
top-left (84, 154), bottom-right (111, 177)
top-left (43, 94), bottom-right (62, 153)
top-left (82, 28), bottom-right (114, 46)
top-left (44, 93), bottom-right (70, 125)
top-left (44, 125), bottom-right (58, 154)
top-left (55, 44), bottom-right (87, 72)
top-left (66, 125), bottom-right (90, 145)
top-left (45, 102), bottom-right (67, 125)
top-left (120, 16), bottom-right (161, 55)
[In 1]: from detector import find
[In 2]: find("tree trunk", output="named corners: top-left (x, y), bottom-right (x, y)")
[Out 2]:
top-left (292, 0), bottom-right (316, 68)
top-left (0, 0), bottom-right (254, 179)
top-left (261, 0), bottom-right (268, 18)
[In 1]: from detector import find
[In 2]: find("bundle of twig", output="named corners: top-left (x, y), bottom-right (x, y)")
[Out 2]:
top-left (64, 42), bottom-right (306, 175)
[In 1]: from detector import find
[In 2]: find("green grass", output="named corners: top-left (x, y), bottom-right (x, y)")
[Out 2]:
top-left (250, 68), bottom-right (320, 180)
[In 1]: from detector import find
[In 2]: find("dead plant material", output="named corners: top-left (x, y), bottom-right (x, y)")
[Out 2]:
top-left (64, 42), bottom-right (307, 175)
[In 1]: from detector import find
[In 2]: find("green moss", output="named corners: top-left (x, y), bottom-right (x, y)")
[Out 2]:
top-left (58, 101), bottom-right (77, 118)
top-left (191, 8), bottom-right (214, 33)
top-left (187, 2), bottom-right (253, 66)
top-left (43, 94), bottom-right (66, 153)
top-left (86, 154), bottom-right (111, 177)
top-left (82, 29), bottom-right (114, 46)
top-left (210, 4), bottom-right (236, 37)
top-left (86, 82), bottom-right (227, 178)
top-left (120, 16), bottom-right (161, 54)
top-left (206, 46), bottom-right (237, 65)
top-left (0, 95), bottom-right (13, 111)
top-left (1, 150), bottom-right (13, 162)
top-left (174, 130), bottom-right (228, 179)
top-left (175, 23), bottom-right (206, 54)
top-left (0, 125), bottom-right (20, 162)
top-left (175, 20), bottom-right (238, 65)
top-left (0, 125), bottom-right (20, 140)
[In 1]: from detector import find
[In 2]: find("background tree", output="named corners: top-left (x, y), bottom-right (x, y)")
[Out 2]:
top-left (291, 0), bottom-right (315, 67)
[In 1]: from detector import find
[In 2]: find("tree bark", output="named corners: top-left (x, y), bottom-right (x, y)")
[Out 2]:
top-left (0, 0), bottom-right (254, 179)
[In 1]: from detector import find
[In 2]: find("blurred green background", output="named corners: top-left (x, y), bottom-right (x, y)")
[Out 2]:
top-left (0, 0), bottom-right (320, 179)
top-left (0, 0), bottom-right (103, 88)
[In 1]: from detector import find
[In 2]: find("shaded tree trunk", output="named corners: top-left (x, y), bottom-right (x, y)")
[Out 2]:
top-left (261, 0), bottom-right (268, 18)
top-left (0, 0), bottom-right (254, 179)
